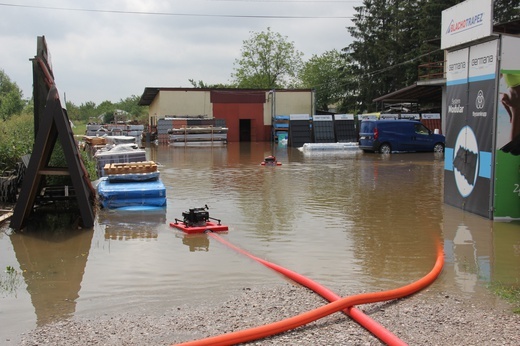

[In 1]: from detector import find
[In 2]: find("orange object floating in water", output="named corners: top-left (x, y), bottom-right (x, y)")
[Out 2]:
top-left (261, 156), bottom-right (282, 166)
top-left (170, 221), bottom-right (228, 234)
top-left (170, 206), bottom-right (229, 234)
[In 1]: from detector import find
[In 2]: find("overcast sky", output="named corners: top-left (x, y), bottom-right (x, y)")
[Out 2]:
top-left (0, 0), bottom-right (360, 105)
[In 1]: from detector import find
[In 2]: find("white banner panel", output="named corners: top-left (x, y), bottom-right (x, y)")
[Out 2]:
top-left (289, 114), bottom-right (310, 120)
top-left (334, 114), bottom-right (354, 120)
top-left (312, 115), bottom-right (333, 121)
top-left (468, 39), bottom-right (498, 81)
top-left (441, 0), bottom-right (493, 49)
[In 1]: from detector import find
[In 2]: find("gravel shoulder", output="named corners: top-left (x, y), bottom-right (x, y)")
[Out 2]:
top-left (16, 283), bottom-right (520, 346)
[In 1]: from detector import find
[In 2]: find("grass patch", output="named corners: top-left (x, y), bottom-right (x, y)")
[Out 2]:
top-left (489, 281), bottom-right (520, 314)
top-left (73, 121), bottom-right (87, 136)
top-left (1, 265), bottom-right (23, 297)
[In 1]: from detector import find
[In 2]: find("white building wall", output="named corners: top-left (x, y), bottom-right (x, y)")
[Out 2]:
top-left (274, 91), bottom-right (314, 117)
top-left (148, 89), bottom-right (313, 127)
top-left (156, 90), bottom-right (213, 117)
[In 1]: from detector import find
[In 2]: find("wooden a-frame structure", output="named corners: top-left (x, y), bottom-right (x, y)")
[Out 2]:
top-left (10, 87), bottom-right (96, 230)
top-left (10, 36), bottom-right (96, 231)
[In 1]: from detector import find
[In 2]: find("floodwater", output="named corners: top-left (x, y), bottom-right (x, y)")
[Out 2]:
top-left (1, 142), bottom-right (519, 343)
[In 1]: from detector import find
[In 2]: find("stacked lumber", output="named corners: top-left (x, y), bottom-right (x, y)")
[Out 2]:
top-left (83, 136), bottom-right (107, 146)
top-left (103, 161), bottom-right (158, 175)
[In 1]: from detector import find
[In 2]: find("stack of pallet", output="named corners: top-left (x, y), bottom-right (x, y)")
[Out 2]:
top-left (103, 161), bottom-right (157, 175)
top-left (97, 161), bottom-right (166, 210)
top-left (83, 136), bottom-right (107, 146)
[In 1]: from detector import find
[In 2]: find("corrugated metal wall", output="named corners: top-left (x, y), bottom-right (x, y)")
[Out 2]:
top-left (213, 103), bottom-right (266, 142)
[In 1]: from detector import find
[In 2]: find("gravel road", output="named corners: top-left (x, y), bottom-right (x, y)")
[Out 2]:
top-left (16, 283), bottom-right (519, 345)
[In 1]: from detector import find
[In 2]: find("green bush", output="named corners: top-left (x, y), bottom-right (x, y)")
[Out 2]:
top-left (0, 113), bottom-right (97, 181)
top-left (0, 113), bottom-right (34, 173)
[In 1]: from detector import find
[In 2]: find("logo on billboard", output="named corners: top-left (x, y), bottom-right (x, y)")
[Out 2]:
top-left (445, 13), bottom-right (484, 35)
top-left (475, 90), bottom-right (485, 109)
top-left (453, 126), bottom-right (479, 197)
top-left (473, 90), bottom-right (487, 117)
top-left (448, 98), bottom-right (464, 114)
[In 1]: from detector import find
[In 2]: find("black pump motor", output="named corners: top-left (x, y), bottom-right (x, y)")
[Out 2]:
top-left (182, 207), bottom-right (209, 227)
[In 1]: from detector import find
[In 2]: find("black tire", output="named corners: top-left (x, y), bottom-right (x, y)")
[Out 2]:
top-left (379, 143), bottom-right (391, 154)
top-left (433, 143), bottom-right (444, 153)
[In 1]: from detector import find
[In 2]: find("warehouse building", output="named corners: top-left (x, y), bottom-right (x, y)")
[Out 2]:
top-left (138, 88), bottom-right (315, 143)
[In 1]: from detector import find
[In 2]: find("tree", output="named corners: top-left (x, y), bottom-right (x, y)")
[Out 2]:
top-left (342, 0), bottom-right (424, 113)
top-left (188, 79), bottom-right (235, 89)
top-left (416, 0), bottom-right (461, 66)
top-left (189, 79), bottom-right (208, 88)
top-left (232, 28), bottom-right (303, 89)
top-left (0, 69), bottom-right (25, 121)
top-left (494, 0), bottom-right (520, 25)
top-left (65, 101), bottom-right (80, 121)
top-left (300, 50), bottom-right (348, 111)
top-left (116, 95), bottom-right (148, 123)
top-left (79, 101), bottom-right (98, 123)
top-left (340, 0), bottom-right (471, 113)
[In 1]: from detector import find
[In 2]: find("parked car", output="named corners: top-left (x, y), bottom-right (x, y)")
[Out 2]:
top-left (358, 119), bottom-right (445, 154)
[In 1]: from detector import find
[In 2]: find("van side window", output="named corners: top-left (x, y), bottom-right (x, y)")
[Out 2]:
top-left (414, 123), bottom-right (430, 135)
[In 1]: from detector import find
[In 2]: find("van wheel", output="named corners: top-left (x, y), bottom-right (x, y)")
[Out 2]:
top-left (433, 143), bottom-right (444, 153)
top-left (379, 143), bottom-right (391, 154)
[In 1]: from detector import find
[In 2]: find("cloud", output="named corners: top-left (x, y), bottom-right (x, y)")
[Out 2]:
top-left (0, 0), bottom-right (356, 105)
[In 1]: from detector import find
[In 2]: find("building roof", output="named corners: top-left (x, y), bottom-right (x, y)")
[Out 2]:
top-left (138, 87), bottom-right (161, 106)
top-left (373, 82), bottom-right (443, 104)
top-left (493, 19), bottom-right (520, 35)
top-left (138, 87), bottom-right (314, 106)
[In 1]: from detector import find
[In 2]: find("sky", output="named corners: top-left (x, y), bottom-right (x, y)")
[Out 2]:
top-left (0, 0), bottom-right (360, 105)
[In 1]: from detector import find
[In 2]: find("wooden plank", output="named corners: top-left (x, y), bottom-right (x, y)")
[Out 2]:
top-left (0, 212), bottom-right (13, 224)
top-left (104, 161), bottom-right (158, 175)
top-left (38, 168), bottom-right (70, 175)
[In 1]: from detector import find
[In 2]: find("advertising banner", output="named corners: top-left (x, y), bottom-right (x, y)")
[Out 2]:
top-left (494, 35), bottom-right (520, 220)
top-left (444, 40), bottom-right (498, 218)
top-left (465, 40), bottom-right (497, 216)
top-left (441, 0), bottom-right (493, 49)
top-left (444, 48), bottom-right (469, 210)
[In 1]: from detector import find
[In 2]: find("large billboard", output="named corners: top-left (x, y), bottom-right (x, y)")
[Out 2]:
top-left (494, 35), bottom-right (520, 220)
top-left (444, 40), bottom-right (498, 218)
top-left (441, 0), bottom-right (493, 50)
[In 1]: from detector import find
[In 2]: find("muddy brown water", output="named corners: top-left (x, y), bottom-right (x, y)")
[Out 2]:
top-left (1, 142), bottom-right (519, 343)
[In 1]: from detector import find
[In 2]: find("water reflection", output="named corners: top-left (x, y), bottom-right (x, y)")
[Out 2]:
top-left (177, 233), bottom-right (210, 252)
top-left (97, 208), bottom-right (166, 241)
top-left (442, 205), bottom-right (520, 294)
top-left (9, 228), bottom-right (93, 326)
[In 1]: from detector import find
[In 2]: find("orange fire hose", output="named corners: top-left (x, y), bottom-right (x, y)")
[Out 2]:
top-left (174, 235), bottom-right (444, 346)
top-left (207, 232), bottom-right (408, 345)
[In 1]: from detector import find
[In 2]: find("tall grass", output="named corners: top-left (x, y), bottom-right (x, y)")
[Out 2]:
top-left (489, 281), bottom-right (520, 314)
top-left (0, 115), bottom-right (96, 180)
top-left (0, 113), bottom-right (34, 173)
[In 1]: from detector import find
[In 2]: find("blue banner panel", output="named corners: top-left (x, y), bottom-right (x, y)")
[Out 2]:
top-left (444, 40), bottom-right (498, 218)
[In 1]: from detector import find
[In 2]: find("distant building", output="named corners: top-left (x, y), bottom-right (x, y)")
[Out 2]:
top-left (138, 88), bottom-right (315, 142)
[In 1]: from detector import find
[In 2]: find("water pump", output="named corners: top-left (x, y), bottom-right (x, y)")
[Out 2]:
top-left (182, 206), bottom-right (209, 227)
